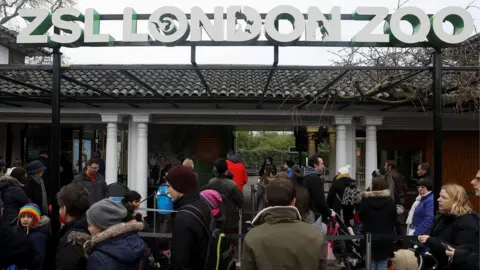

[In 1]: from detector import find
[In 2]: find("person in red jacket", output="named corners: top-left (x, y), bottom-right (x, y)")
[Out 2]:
top-left (226, 150), bottom-right (248, 192)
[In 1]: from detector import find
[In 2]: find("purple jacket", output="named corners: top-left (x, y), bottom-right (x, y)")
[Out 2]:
top-left (412, 192), bottom-right (434, 235)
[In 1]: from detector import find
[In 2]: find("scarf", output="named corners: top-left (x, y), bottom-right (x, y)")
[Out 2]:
top-left (31, 175), bottom-right (48, 214)
top-left (406, 191), bottom-right (431, 225)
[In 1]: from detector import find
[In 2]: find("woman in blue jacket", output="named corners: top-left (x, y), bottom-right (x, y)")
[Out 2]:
top-left (406, 178), bottom-right (434, 235)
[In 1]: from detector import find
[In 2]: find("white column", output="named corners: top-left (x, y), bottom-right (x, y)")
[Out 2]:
top-left (101, 114), bottom-right (122, 185)
top-left (333, 116), bottom-right (352, 172)
top-left (127, 118), bottom-right (138, 191)
top-left (361, 117), bottom-right (383, 189)
top-left (133, 114), bottom-right (150, 214)
top-left (345, 122), bottom-right (357, 176)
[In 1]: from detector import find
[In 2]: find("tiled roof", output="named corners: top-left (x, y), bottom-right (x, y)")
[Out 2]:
top-left (0, 67), bottom-right (477, 105)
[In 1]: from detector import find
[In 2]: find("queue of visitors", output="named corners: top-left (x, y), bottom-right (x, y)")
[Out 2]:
top-left (0, 150), bottom-right (479, 270)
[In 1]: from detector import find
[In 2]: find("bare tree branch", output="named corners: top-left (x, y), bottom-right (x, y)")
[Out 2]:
top-left (0, 0), bottom-right (76, 26)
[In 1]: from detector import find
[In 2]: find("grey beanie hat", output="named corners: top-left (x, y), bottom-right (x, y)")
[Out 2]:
top-left (87, 199), bottom-right (128, 230)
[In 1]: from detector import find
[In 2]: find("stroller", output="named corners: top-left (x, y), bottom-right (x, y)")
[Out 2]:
top-left (327, 216), bottom-right (365, 270)
top-left (392, 245), bottom-right (439, 270)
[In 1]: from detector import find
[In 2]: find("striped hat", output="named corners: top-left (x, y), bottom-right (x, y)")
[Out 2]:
top-left (18, 203), bottom-right (41, 227)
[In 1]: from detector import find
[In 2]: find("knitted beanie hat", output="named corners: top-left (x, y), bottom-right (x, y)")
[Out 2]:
top-left (337, 165), bottom-right (351, 175)
top-left (87, 199), bottom-right (128, 230)
top-left (200, 189), bottom-right (223, 216)
top-left (18, 203), bottom-right (41, 227)
top-left (166, 165), bottom-right (199, 194)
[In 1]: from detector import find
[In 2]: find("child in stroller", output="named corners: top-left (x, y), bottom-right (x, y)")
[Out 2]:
top-left (327, 215), bottom-right (365, 270)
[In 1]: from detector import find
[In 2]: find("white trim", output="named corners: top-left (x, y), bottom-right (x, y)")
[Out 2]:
top-left (360, 116), bottom-right (383, 126)
top-left (251, 206), bottom-right (302, 224)
top-left (132, 114), bottom-right (151, 123)
top-left (101, 113), bottom-right (122, 123)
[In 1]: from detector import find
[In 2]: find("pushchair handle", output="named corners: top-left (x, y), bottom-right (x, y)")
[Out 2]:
top-left (412, 245), bottom-right (439, 270)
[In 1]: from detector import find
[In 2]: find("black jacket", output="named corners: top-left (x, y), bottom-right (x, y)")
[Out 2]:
top-left (425, 213), bottom-right (479, 269)
top-left (357, 189), bottom-right (397, 261)
top-left (205, 176), bottom-right (244, 229)
top-left (24, 175), bottom-right (48, 215)
top-left (73, 171), bottom-right (108, 205)
top-left (451, 244), bottom-right (479, 270)
top-left (0, 176), bottom-right (31, 225)
top-left (56, 215), bottom-right (91, 270)
top-left (170, 193), bottom-right (213, 270)
top-left (0, 218), bottom-right (33, 269)
top-left (326, 175), bottom-right (356, 224)
top-left (303, 168), bottom-right (331, 219)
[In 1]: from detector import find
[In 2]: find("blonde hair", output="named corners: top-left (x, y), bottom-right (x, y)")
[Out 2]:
top-left (182, 158), bottom-right (194, 169)
top-left (442, 184), bottom-right (473, 216)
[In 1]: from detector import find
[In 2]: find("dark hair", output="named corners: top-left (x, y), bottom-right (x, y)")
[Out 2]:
top-left (86, 159), bottom-right (99, 167)
top-left (295, 185), bottom-right (310, 219)
top-left (214, 159), bottom-right (229, 174)
top-left (10, 167), bottom-right (27, 185)
top-left (227, 150), bottom-right (235, 156)
top-left (39, 151), bottom-right (48, 156)
top-left (417, 178), bottom-right (433, 191)
top-left (266, 178), bottom-right (296, 207)
top-left (275, 171), bottom-right (289, 180)
top-left (291, 167), bottom-right (304, 186)
top-left (261, 164), bottom-right (277, 184)
top-left (122, 190), bottom-right (141, 203)
top-left (419, 163), bottom-right (430, 175)
top-left (56, 183), bottom-right (90, 217)
top-left (372, 169), bottom-right (383, 178)
top-left (386, 160), bottom-right (397, 169)
top-left (285, 160), bottom-right (295, 168)
top-left (12, 159), bottom-right (23, 168)
top-left (371, 176), bottom-right (388, 191)
top-left (308, 154), bottom-right (322, 168)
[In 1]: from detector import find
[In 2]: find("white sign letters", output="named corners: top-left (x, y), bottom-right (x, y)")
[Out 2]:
top-left (16, 5), bottom-right (475, 48)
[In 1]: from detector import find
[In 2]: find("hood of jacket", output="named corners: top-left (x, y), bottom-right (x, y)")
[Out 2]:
top-left (361, 189), bottom-right (392, 209)
top-left (336, 174), bottom-right (355, 182)
top-left (33, 215), bottom-right (50, 229)
top-left (84, 222), bottom-right (145, 265)
top-left (304, 166), bottom-right (321, 176)
top-left (0, 176), bottom-right (24, 188)
top-left (59, 215), bottom-right (90, 245)
top-left (227, 155), bottom-right (242, 163)
top-left (252, 206), bottom-right (302, 226)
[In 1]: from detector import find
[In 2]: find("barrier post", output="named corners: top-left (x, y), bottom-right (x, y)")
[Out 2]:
top-left (250, 184), bottom-right (256, 216)
top-left (237, 208), bottom-right (243, 263)
top-left (365, 233), bottom-right (372, 270)
top-left (153, 194), bottom-right (157, 233)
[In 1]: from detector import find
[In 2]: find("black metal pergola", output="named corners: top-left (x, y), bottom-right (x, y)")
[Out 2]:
top-left (2, 11), bottom-right (479, 248)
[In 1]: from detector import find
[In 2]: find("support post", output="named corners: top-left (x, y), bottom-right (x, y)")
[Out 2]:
top-left (133, 114), bottom-right (150, 216)
top-left (361, 117), bottom-right (383, 189)
top-left (433, 49), bottom-right (443, 213)
top-left (333, 116), bottom-right (352, 171)
top-left (101, 114), bottom-right (122, 185)
top-left (365, 233), bottom-right (372, 270)
top-left (50, 46), bottom-right (62, 248)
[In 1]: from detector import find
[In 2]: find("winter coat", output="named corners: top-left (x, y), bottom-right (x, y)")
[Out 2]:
top-left (241, 206), bottom-right (326, 270)
top-left (206, 176), bottom-right (244, 229)
top-left (18, 215), bottom-right (51, 270)
top-left (0, 216), bottom-right (33, 269)
top-left (386, 169), bottom-right (407, 205)
top-left (24, 175), bottom-right (48, 215)
top-left (73, 171), bottom-right (108, 205)
top-left (37, 156), bottom-right (51, 201)
top-left (303, 167), bottom-right (331, 220)
top-left (56, 215), bottom-right (91, 270)
top-left (0, 176), bottom-right (31, 225)
top-left (84, 222), bottom-right (146, 270)
top-left (326, 174), bottom-right (356, 224)
top-left (357, 189), bottom-right (397, 261)
top-left (170, 193), bottom-right (213, 270)
top-left (425, 213), bottom-right (479, 269)
top-left (412, 192), bottom-right (434, 235)
top-left (451, 243), bottom-right (479, 270)
top-left (226, 156), bottom-right (248, 192)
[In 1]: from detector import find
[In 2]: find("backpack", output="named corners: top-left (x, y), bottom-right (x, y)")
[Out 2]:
top-left (341, 183), bottom-right (361, 206)
top-left (179, 204), bottom-right (236, 270)
top-left (156, 185), bottom-right (173, 215)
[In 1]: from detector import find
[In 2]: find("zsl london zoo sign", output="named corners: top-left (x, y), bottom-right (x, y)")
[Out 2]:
top-left (16, 5), bottom-right (474, 47)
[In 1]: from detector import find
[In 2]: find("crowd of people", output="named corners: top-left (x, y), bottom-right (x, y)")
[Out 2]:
top-left (0, 150), bottom-right (479, 270)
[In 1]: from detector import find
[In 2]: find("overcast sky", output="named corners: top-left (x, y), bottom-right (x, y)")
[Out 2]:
top-left (59, 0), bottom-right (480, 65)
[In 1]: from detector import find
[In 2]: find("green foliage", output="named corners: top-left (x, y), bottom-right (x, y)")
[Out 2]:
top-left (235, 131), bottom-right (295, 151)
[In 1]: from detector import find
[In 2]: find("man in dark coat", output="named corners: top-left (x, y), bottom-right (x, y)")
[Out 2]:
top-left (25, 160), bottom-right (49, 215)
top-left (0, 197), bottom-right (32, 269)
top-left (303, 154), bottom-right (334, 220)
top-left (73, 159), bottom-right (108, 205)
top-left (0, 175), bottom-right (31, 226)
top-left (167, 165), bottom-right (214, 270)
top-left (56, 183), bottom-right (91, 270)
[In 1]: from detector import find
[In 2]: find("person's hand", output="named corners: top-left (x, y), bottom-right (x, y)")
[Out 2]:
top-left (418, 235), bottom-right (430, 244)
top-left (330, 210), bottom-right (336, 218)
top-left (445, 246), bottom-right (455, 258)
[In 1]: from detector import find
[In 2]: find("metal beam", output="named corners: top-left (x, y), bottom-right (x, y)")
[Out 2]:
top-left (257, 45), bottom-right (279, 109)
top-left (120, 70), bottom-right (179, 109)
top-left (0, 100), bottom-right (22, 107)
top-left (60, 73), bottom-right (140, 108)
top-left (432, 49), bottom-right (443, 214)
top-left (297, 70), bottom-right (350, 109)
top-left (0, 73), bottom-right (98, 108)
top-left (0, 91), bottom-right (52, 106)
top-left (191, 46), bottom-right (218, 109)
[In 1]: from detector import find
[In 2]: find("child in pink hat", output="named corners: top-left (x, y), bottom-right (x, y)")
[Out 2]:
top-left (200, 190), bottom-right (222, 217)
